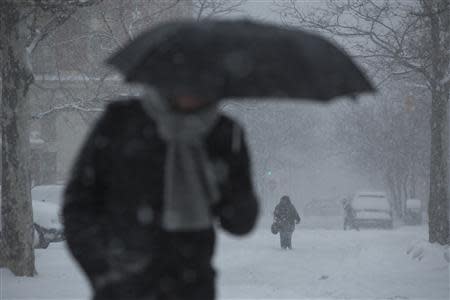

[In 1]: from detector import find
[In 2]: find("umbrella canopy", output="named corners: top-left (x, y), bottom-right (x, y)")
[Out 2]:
top-left (106, 19), bottom-right (374, 101)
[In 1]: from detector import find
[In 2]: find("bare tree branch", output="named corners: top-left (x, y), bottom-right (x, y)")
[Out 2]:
top-left (193, 0), bottom-right (247, 21)
top-left (276, 0), bottom-right (433, 84)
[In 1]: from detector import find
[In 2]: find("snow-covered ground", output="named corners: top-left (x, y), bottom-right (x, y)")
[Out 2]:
top-left (1, 222), bottom-right (448, 300)
top-left (216, 225), bottom-right (448, 300)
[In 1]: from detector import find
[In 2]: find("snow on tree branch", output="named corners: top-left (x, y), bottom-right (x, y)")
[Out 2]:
top-left (32, 102), bottom-right (104, 120)
top-left (276, 0), bottom-right (450, 88)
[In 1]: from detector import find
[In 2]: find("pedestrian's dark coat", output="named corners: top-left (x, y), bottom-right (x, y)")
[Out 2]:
top-left (343, 199), bottom-right (358, 230)
top-left (62, 99), bottom-right (258, 300)
top-left (273, 197), bottom-right (300, 232)
top-left (343, 201), bottom-right (355, 219)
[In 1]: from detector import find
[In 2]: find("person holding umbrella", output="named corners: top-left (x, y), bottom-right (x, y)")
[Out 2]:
top-left (62, 19), bottom-right (373, 300)
top-left (273, 195), bottom-right (301, 249)
top-left (63, 88), bottom-right (259, 300)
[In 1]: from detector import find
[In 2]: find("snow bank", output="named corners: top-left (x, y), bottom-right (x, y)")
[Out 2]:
top-left (407, 238), bottom-right (450, 264)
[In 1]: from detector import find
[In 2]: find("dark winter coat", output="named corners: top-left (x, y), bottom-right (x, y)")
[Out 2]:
top-left (273, 198), bottom-right (300, 232)
top-left (62, 99), bottom-right (259, 300)
top-left (343, 201), bottom-right (355, 219)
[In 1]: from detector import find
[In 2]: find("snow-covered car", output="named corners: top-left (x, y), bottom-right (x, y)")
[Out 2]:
top-left (351, 191), bottom-right (393, 229)
top-left (32, 185), bottom-right (65, 248)
top-left (1, 185), bottom-right (64, 249)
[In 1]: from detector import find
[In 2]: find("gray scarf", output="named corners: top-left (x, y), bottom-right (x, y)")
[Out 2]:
top-left (140, 92), bottom-right (222, 231)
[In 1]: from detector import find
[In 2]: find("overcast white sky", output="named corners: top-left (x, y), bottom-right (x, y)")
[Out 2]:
top-left (238, 0), bottom-right (280, 22)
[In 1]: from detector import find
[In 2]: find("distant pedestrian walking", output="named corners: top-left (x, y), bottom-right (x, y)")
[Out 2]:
top-left (273, 195), bottom-right (301, 249)
top-left (343, 198), bottom-right (359, 231)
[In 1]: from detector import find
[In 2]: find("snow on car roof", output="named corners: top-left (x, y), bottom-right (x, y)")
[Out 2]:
top-left (32, 201), bottom-right (62, 229)
top-left (31, 185), bottom-right (64, 205)
top-left (355, 191), bottom-right (387, 197)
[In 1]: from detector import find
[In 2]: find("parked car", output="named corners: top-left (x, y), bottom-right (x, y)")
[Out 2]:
top-left (405, 198), bottom-right (423, 225)
top-left (351, 191), bottom-right (394, 229)
top-left (31, 185), bottom-right (65, 248)
top-left (1, 185), bottom-right (63, 249)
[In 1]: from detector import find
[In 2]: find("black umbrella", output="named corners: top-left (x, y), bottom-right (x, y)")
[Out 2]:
top-left (106, 19), bottom-right (374, 101)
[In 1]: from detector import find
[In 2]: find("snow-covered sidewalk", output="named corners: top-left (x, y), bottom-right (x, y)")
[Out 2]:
top-left (216, 226), bottom-right (448, 300)
top-left (1, 226), bottom-right (448, 300)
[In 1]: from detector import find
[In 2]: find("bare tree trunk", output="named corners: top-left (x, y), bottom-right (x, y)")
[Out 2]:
top-left (410, 172), bottom-right (416, 199)
top-left (387, 171), bottom-right (401, 217)
top-left (402, 178), bottom-right (408, 216)
top-left (425, 0), bottom-right (450, 245)
top-left (0, 3), bottom-right (36, 276)
top-left (428, 88), bottom-right (449, 244)
top-left (396, 178), bottom-right (404, 218)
